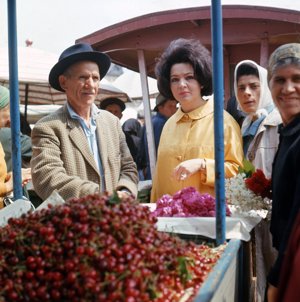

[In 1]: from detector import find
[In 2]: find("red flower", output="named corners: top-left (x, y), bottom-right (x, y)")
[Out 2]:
top-left (245, 169), bottom-right (272, 199)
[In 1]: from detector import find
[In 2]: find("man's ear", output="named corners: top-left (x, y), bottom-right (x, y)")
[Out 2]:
top-left (58, 75), bottom-right (67, 91)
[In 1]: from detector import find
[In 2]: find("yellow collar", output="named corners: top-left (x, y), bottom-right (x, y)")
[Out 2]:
top-left (174, 98), bottom-right (214, 122)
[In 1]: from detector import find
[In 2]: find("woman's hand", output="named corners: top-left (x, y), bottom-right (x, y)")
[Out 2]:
top-left (173, 159), bottom-right (206, 181)
top-left (4, 169), bottom-right (32, 194)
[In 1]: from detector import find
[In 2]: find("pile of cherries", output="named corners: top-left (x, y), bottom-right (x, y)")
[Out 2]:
top-left (0, 193), bottom-right (222, 302)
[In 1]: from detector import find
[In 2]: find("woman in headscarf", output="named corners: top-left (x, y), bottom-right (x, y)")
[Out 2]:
top-left (0, 86), bottom-right (31, 207)
top-left (234, 60), bottom-right (283, 302)
top-left (0, 86), bottom-right (32, 171)
top-left (234, 60), bottom-right (282, 178)
top-left (0, 142), bottom-right (31, 208)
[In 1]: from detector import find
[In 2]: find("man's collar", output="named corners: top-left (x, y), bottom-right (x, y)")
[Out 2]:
top-left (67, 103), bottom-right (100, 121)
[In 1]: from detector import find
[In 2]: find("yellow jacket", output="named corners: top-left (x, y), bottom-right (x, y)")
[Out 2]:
top-left (151, 99), bottom-right (243, 202)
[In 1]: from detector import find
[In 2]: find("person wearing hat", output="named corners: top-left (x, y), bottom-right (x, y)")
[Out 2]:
top-left (138, 93), bottom-right (177, 180)
top-left (0, 85), bottom-right (32, 171)
top-left (99, 97), bottom-right (125, 119)
top-left (266, 43), bottom-right (300, 302)
top-left (100, 97), bottom-right (141, 168)
top-left (30, 43), bottom-right (138, 201)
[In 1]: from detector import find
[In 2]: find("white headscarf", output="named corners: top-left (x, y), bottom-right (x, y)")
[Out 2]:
top-left (234, 60), bottom-right (274, 134)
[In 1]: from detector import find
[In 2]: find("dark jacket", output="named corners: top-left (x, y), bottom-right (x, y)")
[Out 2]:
top-left (268, 116), bottom-right (300, 286)
top-left (278, 210), bottom-right (300, 301)
top-left (122, 118), bottom-right (141, 165)
top-left (138, 112), bottom-right (168, 180)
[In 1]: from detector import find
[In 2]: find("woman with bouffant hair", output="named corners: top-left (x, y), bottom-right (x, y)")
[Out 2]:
top-left (155, 38), bottom-right (213, 100)
top-left (150, 38), bottom-right (243, 202)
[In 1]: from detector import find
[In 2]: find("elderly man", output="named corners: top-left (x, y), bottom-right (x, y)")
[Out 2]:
top-left (30, 43), bottom-right (138, 201)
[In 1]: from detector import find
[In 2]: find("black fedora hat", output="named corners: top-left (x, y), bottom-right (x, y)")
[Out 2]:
top-left (49, 43), bottom-right (111, 92)
top-left (100, 97), bottom-right (126, 112)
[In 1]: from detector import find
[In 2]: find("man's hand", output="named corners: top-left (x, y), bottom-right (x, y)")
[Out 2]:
top-left (117, 189), bottom-right (131, 200)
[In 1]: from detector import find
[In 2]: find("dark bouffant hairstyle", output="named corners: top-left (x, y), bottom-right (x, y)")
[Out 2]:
top-left (236, 63), bottom-right (259, 82)
top-left (155, 38), bottom-right (213, 99)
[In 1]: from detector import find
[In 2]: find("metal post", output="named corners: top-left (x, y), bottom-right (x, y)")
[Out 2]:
top-left (137, 49), bottom-right (156, 179)
top-left (260, 33), bottom-right (269, 68)
top-left (211, 0), bottom-right (226, 245)
top-left (7, 0), bottom-right (23, 200)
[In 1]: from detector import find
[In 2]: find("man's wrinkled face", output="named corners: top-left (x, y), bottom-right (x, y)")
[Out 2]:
top-left (59, 61), bottom-right (100, 114)
top-left (0, 106), bottom-right (10, 127)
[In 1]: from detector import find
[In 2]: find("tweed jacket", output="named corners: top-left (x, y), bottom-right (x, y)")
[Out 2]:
top-left (31, 104), bottom-right (138, 201)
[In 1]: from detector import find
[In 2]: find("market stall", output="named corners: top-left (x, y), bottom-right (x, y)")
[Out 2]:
top-left (0, 193), bottom-right (228, 300)
top-left (3, 0), bottom-right (252, 301)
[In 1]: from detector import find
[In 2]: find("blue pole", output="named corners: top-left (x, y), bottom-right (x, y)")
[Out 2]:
top-left (7, 0), bottom-right (23, 200)
top-left (211, 0), bottom-right (226, 245)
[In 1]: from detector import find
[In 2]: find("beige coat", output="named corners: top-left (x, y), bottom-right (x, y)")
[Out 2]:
top-left (31, 104), bottom-right (138, 201)
top-left (246, 108), bottom-right (282, 179)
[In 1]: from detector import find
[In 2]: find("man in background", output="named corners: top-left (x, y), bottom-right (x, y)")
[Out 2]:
top-left (225, 95), bottom-right (245, 128)
top-left (138, 93), bottom-right (177, 180)
top-left (99, 97), bottom-right (125, 119)
top-left (100, 97), bottom-right (142, 169)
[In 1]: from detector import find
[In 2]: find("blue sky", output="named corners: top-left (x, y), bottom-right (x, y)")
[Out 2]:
top-left (0, 0), bottom-right (298, 55)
